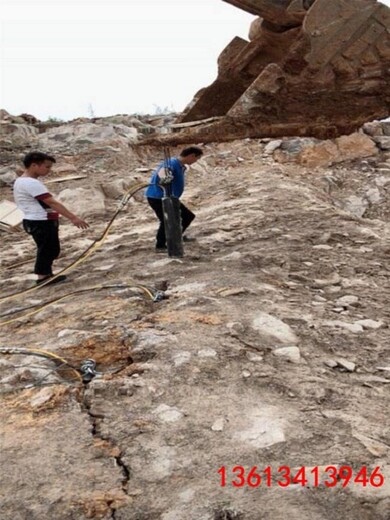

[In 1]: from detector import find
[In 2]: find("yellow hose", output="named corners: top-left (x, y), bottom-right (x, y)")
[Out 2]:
top-left (0, 282), bottom-right (158, 327)
top-left (0, 347), bottom-right (83, 382)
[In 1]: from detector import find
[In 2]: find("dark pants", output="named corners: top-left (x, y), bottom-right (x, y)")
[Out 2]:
top-left (147, 197), bottom-right (195, 248)
top-left (23, 219), bottom-right (60, 276)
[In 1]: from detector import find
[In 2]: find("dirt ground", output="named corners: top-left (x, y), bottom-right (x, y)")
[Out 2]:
top-left (0, 137), bottom-right (389, 520)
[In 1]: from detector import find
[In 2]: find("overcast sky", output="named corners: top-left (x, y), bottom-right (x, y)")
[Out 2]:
top-left (0, 0), bottom-right (255, 120)
top-left (1, 0), bottom-right (389, 121)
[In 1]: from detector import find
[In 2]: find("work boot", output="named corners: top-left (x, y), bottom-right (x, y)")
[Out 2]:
top-left (36, 275), bottom-right (67, 286)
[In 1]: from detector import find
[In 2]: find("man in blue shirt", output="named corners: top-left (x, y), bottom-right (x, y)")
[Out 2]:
top-left (146, 146), bottom-right (203, 251)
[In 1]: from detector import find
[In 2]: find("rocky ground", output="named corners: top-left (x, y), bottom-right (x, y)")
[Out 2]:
top-left (0, 114), bottom-right (389, 520)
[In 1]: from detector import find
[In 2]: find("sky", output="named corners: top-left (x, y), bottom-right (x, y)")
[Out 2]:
top-left (0, 0), bottom-right (255, 121)
top-left (1, 1), bottom-right (389, 122)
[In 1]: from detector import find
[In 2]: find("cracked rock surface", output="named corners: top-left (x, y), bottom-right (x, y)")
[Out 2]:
top-left (0, 116), bottom-right (389, 519)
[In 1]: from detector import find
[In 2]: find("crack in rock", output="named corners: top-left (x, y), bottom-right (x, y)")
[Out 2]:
top-left (81, 385), bottom-right (131, 518)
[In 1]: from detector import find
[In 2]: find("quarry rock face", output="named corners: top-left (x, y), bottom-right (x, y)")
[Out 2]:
top-left (171, 0), bottom-right (390, 143)
top-left (1, 109), bottom-right (390, 519)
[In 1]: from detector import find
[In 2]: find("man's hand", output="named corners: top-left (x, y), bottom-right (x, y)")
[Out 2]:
top-left (44, 196), bottom-right (90, 229)
top-left (159, 174), bottom-right (173, 186)
top-left (157, 166), bottom-right (174, 185)
top-left (71, 217), bottom-right (89, 229)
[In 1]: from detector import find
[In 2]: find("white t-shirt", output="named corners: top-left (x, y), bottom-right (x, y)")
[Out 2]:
top-left (13, 177), bottom-right (58, 220)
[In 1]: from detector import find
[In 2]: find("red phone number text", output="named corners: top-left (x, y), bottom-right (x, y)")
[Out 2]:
top-left (218, 465), bottom-right (385, 488)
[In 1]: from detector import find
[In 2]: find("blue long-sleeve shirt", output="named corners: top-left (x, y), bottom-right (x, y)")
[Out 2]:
top-left (145, 158), bottom-right (185, 199)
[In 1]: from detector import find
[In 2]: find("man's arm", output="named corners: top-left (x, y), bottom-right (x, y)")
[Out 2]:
top-left (43, 196), bottom-right (89, 229)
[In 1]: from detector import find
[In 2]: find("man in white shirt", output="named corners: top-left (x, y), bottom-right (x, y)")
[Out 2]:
top-left (14, 151), bottom-right (89, 285)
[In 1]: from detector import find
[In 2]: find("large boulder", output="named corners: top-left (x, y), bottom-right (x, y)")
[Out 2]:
top-left (274, 132), bottom-right (378, 167)
top-left (39, 123), bottom-right (138, 149)
top-left (0, 122), bottom-right (38, 140)
top-left (155, 0), bottom-right (390, 144)
top-left (57, 187), bottom-right (106, 218)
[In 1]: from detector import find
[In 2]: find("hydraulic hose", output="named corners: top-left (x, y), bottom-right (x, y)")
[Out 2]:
top-left (0, 282), bottom-right (163, 327)
top-left (0, 347), bottom-right (83, 382)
